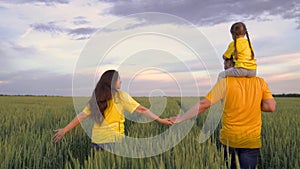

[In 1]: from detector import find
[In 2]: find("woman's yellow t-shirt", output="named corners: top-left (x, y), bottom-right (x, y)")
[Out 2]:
top-left (82, 91), bottom-right (140, 144)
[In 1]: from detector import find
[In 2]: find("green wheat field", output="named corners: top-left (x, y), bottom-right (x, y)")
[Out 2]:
top-left (0, 96), bottom-right (299, 169)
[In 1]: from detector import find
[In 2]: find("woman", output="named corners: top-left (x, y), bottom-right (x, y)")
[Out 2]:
top-left (53, 70), bottom-right (172, 150)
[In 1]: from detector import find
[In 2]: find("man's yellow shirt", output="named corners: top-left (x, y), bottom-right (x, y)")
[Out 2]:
top-left (206, 77), bottom-right (273, 148)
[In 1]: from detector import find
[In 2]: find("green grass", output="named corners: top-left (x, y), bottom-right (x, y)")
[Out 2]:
top-left (0, 96), bottom-right (299, 169)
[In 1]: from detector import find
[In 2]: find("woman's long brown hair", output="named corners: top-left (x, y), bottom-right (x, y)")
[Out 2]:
top-left (89, 70), bottom-right (119, 124)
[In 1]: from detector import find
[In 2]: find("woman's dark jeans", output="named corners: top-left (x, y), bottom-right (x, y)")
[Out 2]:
top-left (91, 143), bottom-right (115, 151)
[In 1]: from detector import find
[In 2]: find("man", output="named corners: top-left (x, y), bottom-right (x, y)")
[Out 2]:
top-left (170, 59), bottom-right (276, 169)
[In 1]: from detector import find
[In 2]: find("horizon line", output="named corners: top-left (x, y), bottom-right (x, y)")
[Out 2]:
top-left (1, 93), bottom-right (300, 97)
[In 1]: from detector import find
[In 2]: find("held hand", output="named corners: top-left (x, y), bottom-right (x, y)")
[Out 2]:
top-left (157, 118), bottom-right (174, 126)
top-left (169, 114), bottom-right (180, 124)
top-left (52, 128), bottom-right (66, 143)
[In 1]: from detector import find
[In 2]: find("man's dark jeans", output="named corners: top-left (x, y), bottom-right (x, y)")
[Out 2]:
top-left (223, 145), bottom-right (260, 169)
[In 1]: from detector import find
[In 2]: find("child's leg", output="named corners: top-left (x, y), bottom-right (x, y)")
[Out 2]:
top-left (218, 68), bottom-right (247, 80)
top-left (246, 69), bottom-right (256, 77)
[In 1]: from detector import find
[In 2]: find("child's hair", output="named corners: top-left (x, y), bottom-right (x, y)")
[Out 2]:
top-left (230, 22), bottom-right (254, 60)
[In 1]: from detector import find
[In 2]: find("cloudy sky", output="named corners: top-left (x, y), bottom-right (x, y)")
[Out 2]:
top-left (0, 0), bottom-right (299, 96)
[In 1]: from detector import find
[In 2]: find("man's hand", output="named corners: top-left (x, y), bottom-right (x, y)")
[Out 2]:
top-left (157, 118), bottom-right (173, 126)
top-left (169, 114), bottom-right (180, 124)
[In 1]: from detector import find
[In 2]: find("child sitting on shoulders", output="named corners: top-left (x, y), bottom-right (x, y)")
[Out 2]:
top-left (218, 22), bottom-right (256, 80)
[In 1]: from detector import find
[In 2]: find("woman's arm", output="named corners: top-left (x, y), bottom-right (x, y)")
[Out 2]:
top-left (53, 112), bottom-right (89, 142)
top-left (135, 105), bottom-right (173, 125)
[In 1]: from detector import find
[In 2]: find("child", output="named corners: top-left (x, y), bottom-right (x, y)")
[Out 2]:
top-left (218, 22), bottom-right (256, 80)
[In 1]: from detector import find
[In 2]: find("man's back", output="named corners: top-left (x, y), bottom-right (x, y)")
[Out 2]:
top-left (206, 77), bottom-right (274, 148)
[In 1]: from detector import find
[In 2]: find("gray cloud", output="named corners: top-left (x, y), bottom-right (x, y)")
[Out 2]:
top-left (68, 27), bottom-right (98, 36)
top-left (119, 72), bottom-right (212, 96)
top-left (73, 20), bottom-right (90, 25)
top-left (67, 27), bottom-right (98, 40)
top-left (0, 69), bottom-right (73, 96)
top-left (0, 0), bottom-right (69, 5)
top-left (270, 78), bottom-right (300, 94)
top-left (0, 68), bottom-right (207, 96)
top-left (99, 0), bottom-right (300, 26)
top-left (30, 21), bottom-right (98, 40)
top-left (30, 22), bottom-right (65, 34)
top-left (73, 16), bottom-right (91, 25)
top-left (0, 40), bottom-right (38, 70)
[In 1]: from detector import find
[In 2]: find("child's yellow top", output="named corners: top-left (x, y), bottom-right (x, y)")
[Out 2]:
top-left (223, 37), bottom-right (257, 70)
top-left (83, 91), bottom-right (140, 144)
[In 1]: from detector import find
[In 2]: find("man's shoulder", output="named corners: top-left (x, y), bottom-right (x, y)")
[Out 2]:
top-left (221, 77), bottom-right (269, 94)
top-left (226, 76), bottom-right (266, 83)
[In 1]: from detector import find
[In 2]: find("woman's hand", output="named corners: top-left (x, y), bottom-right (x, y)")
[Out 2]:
top-left (157, 118), bottom-right (173, 126)
top-left (52, 128), bottom-right (66, 143)
top-left (52, 112), bottom-right (88, 143)
top-left (169, 115), bottom-right (180, 124)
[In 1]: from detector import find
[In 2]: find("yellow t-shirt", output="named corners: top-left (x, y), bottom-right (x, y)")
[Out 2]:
top-left (82, 91), bottom-right (140, 144)
top-left (205, 77), bottom-right (273, 148)
top-left (223, 38), bottom-right (257, 70)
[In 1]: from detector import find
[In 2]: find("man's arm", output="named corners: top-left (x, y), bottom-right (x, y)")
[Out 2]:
top-left (171, 98), bottom-right (211, 123)
top-left (260, 78), bottom-right (276, 113)
top-left (261, 99), bottom-right (276, 112)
